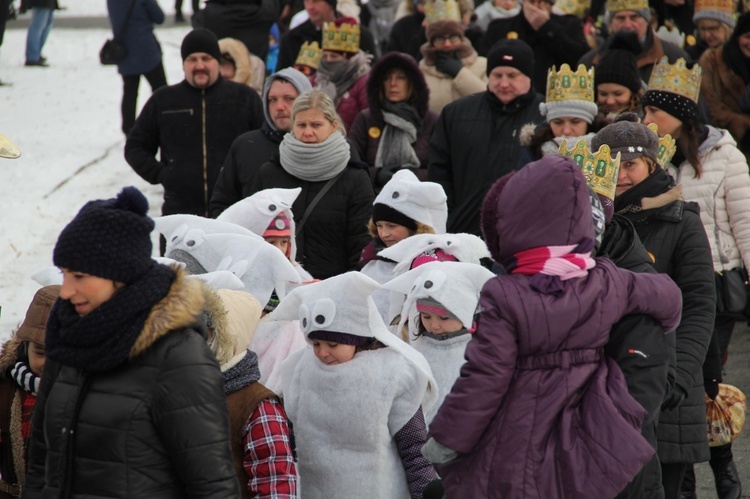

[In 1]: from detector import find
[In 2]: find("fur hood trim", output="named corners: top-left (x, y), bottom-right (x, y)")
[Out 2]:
top-left (519, 123), bottom-right (538, 146)
top-left (641, 184), bottom-right (683, 210)
top-left (366, 52), bottom-right (430, 121)
top-left (130, 267), bottom-right (206, 358)
top-left (219, 38), bottom-right (255, 87)
top-left (0, 335), bottom-right (22, 374)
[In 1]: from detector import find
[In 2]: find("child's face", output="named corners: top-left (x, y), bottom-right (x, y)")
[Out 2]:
top-left (27, 341), bottom-right (46, 376)
top-left (376, 221), bottom-right (411, 247)
top-left (420, 311), bottom-right (463, 336)
top-left (312, 340), bottom-right (356, 365)
top-left (265, 236), bottom-right (291, 258)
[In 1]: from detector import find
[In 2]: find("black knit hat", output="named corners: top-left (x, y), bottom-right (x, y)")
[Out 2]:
top-left (308, 330), bottom-right (372, 346)
top-left (642, 89), bottom-right (698, 124)
top-left (181, 28), bottom-right (222, 62)
top-left (486, 39), bottom-right (534, 79)
top-left (372, 203), bottom-right (418, 231)
top-left (53, 187), bottom-right (155, 284)
top-left (595, 32), bottom-right (643, 95)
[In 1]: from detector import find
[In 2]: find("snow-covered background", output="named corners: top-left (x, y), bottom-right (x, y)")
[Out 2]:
top-left (0, 1), bottom-right (196, 339)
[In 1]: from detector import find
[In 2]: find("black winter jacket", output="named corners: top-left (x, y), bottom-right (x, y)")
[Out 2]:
top-left (275, 19), bottom-right (378, 72)
top-left (250, 155), bottom-right (374, 279)
top-left (601, 215), bottom-right (676, 499)
top-left (479, 13), bottom-right (589, 95)
top-left (197, 0), bottom-right (280, 59)
top-left (210, 123), bottom-right (285, 217)
top-left (619, 192), bottom-right (716, 464)
top-left (428, 90), bottom-right (544, 235)
top-left (22, 274), bottom-right (240, 499)
top-left (125, 78), bottom-right (263, 217)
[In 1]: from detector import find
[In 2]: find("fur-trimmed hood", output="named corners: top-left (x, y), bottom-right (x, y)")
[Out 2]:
top-left (202, 286), bottom-right (262, 370)
top-left (366, 52), bottom-right (430, 121)
top-left (219, 38), bottom-right (256, 88)
top-left (0, 335), bottom-right (22, 374)
top-left (130, 267), bottom-right (207, 358)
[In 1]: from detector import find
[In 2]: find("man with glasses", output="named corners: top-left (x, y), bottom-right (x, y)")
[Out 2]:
top-left (478, 0), bottom-right (589, 94)
top-left (419, 17), bottom-right (488, 113)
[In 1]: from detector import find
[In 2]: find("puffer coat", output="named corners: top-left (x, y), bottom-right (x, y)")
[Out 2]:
top-left (429, 156), bottom-right (683, 498)
top-left (106, 0), bottom-right (163, 76)
top-left (22, 273), bottom-right (240, 498)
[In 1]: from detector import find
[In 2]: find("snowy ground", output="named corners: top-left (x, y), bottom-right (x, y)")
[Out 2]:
top-left (0, 3), bottom-right (196, 339)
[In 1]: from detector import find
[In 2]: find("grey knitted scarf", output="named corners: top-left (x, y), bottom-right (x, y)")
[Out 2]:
top-left (375, 111), bottom-right (420, 169)
top-left (280, 131), bottom-right (351, 181)
top-left (223, 350), bottom-right (261, 395)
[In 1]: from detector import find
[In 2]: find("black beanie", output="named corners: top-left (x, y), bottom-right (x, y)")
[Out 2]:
top-left (595, 32), bottom-right (643, 95)
top-left (53, 187), bottom-right (155, 284)
top-left (486, 39), bottom-right (534, 79)
top-left (181, 28), bottom-right (222, 62)
top-left (324, 0), bottom-right (337, 8)
top-left (642, 89), bottom-right (698, 125)
top-left (372, 203), bottom-right (418, 231)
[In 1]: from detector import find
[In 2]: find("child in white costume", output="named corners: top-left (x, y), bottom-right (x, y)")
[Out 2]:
top-left (383, 262), bottom-right (495, 425)
top-left (360, 170), bottom-right (447, 322)
top-left (275, 272), bottom-right (438, 499)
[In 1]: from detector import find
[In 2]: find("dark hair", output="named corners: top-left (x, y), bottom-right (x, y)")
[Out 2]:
top-left (355, 338), bottom-right (386, 353)
top-left (677, 120), bottom-right (703, 178)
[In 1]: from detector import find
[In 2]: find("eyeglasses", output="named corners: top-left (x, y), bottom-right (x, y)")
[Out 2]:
top-left (432, 34), bottom-right (462, 48)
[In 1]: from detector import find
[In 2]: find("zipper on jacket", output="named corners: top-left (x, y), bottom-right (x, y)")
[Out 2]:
top-left (162, 109), bottom-right (194, 116)
top-left (202, 91), bottom-right (209, 217)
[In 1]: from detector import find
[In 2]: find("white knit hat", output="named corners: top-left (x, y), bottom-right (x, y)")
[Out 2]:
top-left (383, 261), bottom-right (495, 338)
top-left (378, 232), bottom-right (492, 274)
top-left (374, 170), bottom-right (448, 234)
top-left (217, 188), bottom-right (302, 261)
top-left (269, 271), bottom-right (438, 408)
top-left (539, 100), bottom-right (599, 124)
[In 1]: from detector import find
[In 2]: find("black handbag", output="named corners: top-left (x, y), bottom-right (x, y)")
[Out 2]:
top-left (100, 0), bottom-right (138, 65)
top-left (715, 268), bottom-right (749, 316)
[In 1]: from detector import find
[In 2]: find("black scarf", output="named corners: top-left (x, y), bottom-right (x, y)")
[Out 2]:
top-left (381, 99), bottom-right (423, 129)
top-left (46, 264), bottom-right (176, 373)
top-left (614, 168), bottom-right (674, 218)
top-left (223, 350), bottom-right (262, 395)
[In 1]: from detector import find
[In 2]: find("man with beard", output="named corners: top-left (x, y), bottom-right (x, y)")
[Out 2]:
top-left (125, 29), bottom-right (263, 228)
top-left (210, 67), bottom-right (312, 217)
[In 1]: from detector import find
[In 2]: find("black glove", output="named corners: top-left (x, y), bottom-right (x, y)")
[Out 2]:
top-left (434, 51), bottom-right (463, 78)
top-left (375, 164), bottom-right (400, 188)
top-left (662, 383), bottom-right (688, 411)
top-left (705, 378), bottom-right (720, 400)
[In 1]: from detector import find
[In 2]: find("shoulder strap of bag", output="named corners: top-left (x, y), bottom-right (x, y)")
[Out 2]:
top-left (296, 169), bottom-right (348, 236)
top-left (115, 0), bottom-right (139, 41)
top-left (712, 179), bottom-right (729, 271)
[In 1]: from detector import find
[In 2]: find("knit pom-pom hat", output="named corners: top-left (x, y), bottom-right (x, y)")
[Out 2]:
top-left (53, 187), bottom-right (155, 284)
top-left (591, 112), bottom-right (659, 164)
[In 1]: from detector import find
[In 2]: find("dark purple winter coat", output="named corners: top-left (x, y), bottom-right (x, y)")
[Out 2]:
top-left (428, 156), bottom-right (684, 499)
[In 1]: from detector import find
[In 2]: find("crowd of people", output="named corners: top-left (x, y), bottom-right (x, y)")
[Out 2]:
top-left (2, 0), bottom-right (750, 497)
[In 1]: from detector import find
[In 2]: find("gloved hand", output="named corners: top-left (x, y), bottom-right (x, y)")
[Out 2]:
top-left (705, 378), bottom-right (720, 400)
top-left (662, 383), bottom-right (688, 410)
top-left (375, 164), bottom-right (400, 188)
top-left (434, 51), bottom-right (463, 78)
top-left (422, 437), bottom-right (458, 464)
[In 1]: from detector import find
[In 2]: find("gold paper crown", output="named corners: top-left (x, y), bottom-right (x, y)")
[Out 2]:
top-left (546, 64), bottom-right (595, 104)
top-left (647, 57), bottom-right (702, 103)
top-left (558, 140), bottom-right (621, 201)
top-left (647, 123), bottom-right (678, 167)
top-left (321, 22), bottom-right (360, 53)
top-left (554, 0), bottom-right (590, 18)
top-left (606, 0), bottom-right (648, 12)
top-left (425, 0), bottom-right (461, 24)
top-left (0, 133), bottom-right (20, 159)
top-left (695, 0), bottom-right (735, 15)
top-left (295, 41), bottom-right (323, 69)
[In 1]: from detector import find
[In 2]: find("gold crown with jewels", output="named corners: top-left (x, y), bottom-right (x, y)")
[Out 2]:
top-left (647, 56), bottom-right (702, 103)
top-left (295, 41), bottom-right (323, 69)
top-left (554, 0), bottom-right (590, 18)
top-left (546, 64), bottom-right (595, 104)
top-left (558, 140), bottom-right (621, 201)
top-left (424, 0), bottom-right (461, 24)
top-left (321, 22), bottom-right (360, 53)
top-left (646, 123), bottom-right (678, 167)
top-left (606, 0), bottom-right (648, 12)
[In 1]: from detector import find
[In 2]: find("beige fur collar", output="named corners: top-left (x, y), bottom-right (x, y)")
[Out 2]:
top-left (640, 184), bottom-right (683, 210)
top-left (129, 268), bottom-right (207, 358)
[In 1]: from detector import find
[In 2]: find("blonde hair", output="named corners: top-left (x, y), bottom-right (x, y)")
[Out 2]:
top-left (291, 89), bottom-right (346, 136)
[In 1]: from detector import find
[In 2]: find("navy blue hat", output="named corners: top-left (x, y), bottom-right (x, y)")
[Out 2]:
top-left (53, 187), bottom-right (155, 284)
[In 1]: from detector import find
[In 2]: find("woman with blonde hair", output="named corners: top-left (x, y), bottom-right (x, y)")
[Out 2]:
top-left (250, 89), bottom-right (374, 279)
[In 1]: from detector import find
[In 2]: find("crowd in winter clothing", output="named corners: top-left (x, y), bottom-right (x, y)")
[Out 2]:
top-left (6, 0), bottom-right (750, 496)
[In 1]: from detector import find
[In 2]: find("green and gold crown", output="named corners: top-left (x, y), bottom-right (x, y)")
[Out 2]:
top-left (425, 0), bottom-right (461, 24)
top-left (554, 0), bottom-right (590, 18)
top-left (558, 140), bottom-right (621, 201)
top-left (321, 22), bottom-right (360, 53)
top-left (647, 56), bottom-right (702, 103)
top-left (295, 41), bottom-right (323, 69)
top-left (695, 0), bottom-right (735, 16)
top-left (647, 123), bottom-right (678, 167)
top-left (606, 0), bottom-right (648, 11)
top-left (546, 64), bottom-right (595, 103)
